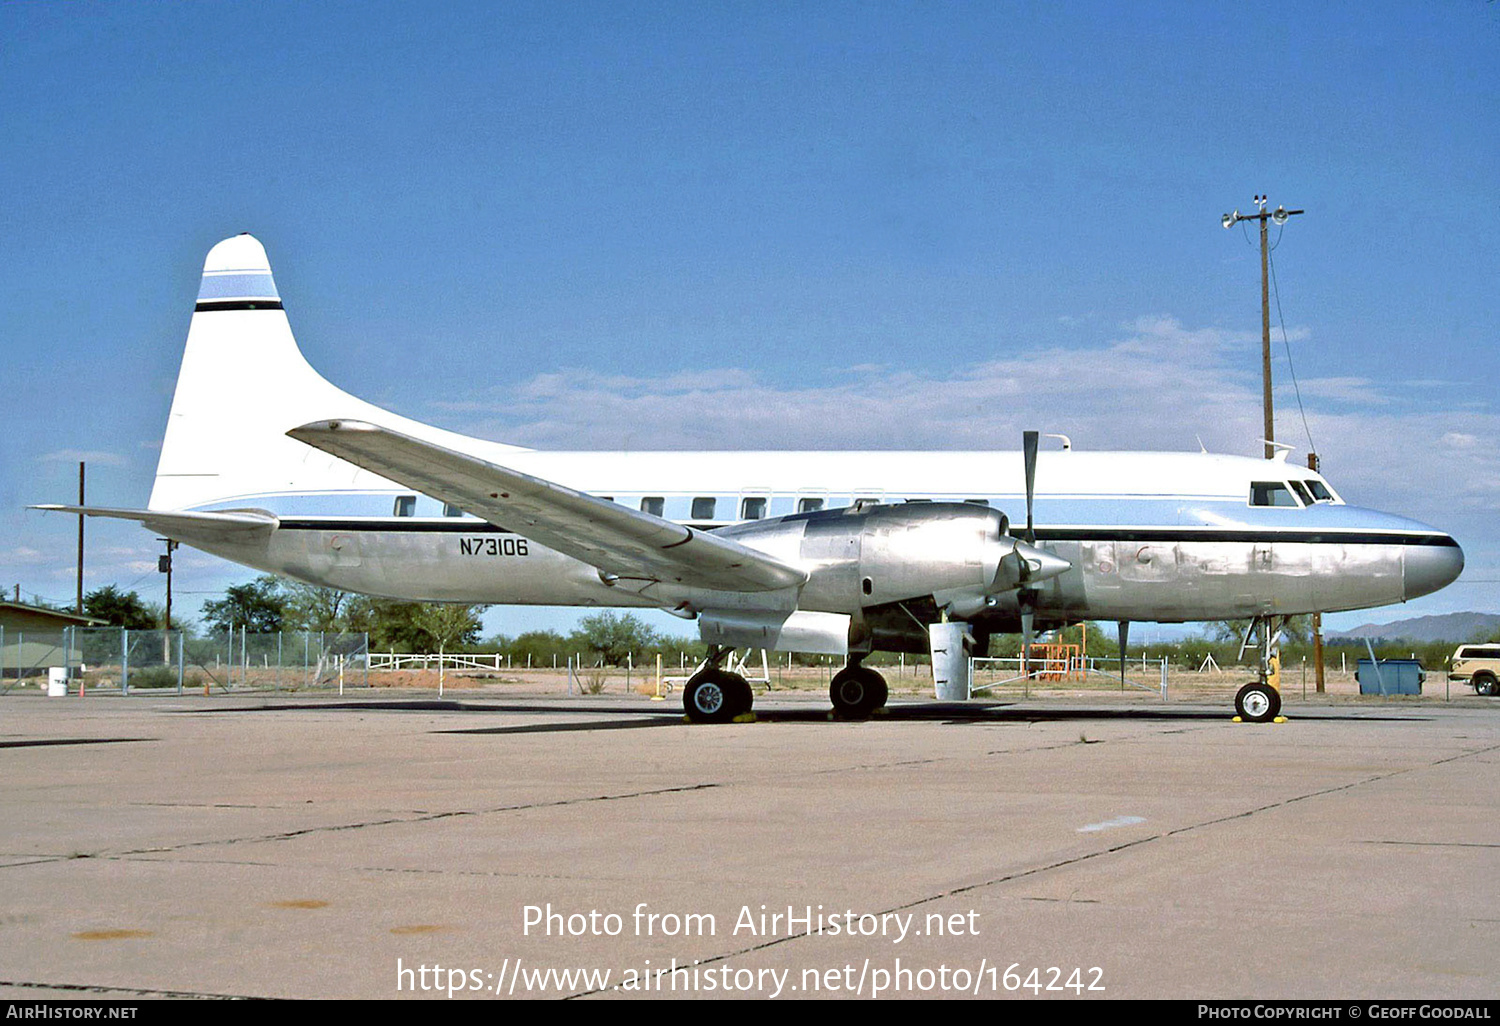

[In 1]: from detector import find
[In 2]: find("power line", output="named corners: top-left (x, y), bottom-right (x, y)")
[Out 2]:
top-left (1268, 242), bottom-right (1317, 455)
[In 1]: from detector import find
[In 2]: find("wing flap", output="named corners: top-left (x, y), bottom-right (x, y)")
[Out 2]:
top-left (286, 420), bottom-right (806, 593)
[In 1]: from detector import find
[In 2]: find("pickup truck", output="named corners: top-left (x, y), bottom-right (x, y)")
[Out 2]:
top-left (1449, 644), bottom-right (1500, 696)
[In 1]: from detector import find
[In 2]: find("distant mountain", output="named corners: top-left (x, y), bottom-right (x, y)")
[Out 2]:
top-left (1329, 612), bottom-right (1500, 644)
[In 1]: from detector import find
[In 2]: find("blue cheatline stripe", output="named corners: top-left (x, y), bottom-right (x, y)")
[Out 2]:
top-left (197, 272), bottom-right (279, 301)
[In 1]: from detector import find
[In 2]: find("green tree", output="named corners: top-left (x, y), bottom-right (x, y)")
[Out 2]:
top-left (83, 585), bottom-right (157, 629)
top-left (362, 601), bottom-right (486, 653)
top-left (283, 583), bottom-right (358, 632)
top-left (570, 611), bottom-right (660, 666)
top-left (412, 604), bottom-right (485, 655)
top-left (1208, 617), bottom-right (1311, 648)
top-left (506, 630), bottom-right (570, 667)
top-left (200, 575), bottom-right (287, 633)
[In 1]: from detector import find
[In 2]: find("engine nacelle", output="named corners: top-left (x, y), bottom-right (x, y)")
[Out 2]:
top-left (720, 502), bottom-right (1059, 617)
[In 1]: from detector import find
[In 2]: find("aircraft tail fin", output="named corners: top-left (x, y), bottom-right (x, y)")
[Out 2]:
top-left (149, 234), bottom-right (525, 512)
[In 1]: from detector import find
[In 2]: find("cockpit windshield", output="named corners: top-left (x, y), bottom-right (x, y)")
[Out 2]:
top-left (1306, 479), bottom-right (1335, 502)
top-left (1251, 478), bottom-right (1340, 508)
top-left (1250, 482), bottom-right (1300, 507)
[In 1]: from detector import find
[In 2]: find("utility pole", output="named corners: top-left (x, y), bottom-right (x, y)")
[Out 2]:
top-left (76, 462), bottom-right (85, 615)
top-left (1222, 196), bottom-right (1304, 459)
top-left (158, 539), bottom-right (177, 665)
top-left (158, 539), bottom-right (178, 628)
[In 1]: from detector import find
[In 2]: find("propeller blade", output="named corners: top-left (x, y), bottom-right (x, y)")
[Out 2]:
top-left (1118, 620), bottom-right (1129, 686)
top-left (1023, 430), bottom-right (1039, 545)
top-left (1021, 603), bottom-right (1034, 679)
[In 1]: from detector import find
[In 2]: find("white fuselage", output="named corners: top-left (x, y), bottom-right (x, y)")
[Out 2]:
top-left (183, 446), bottom-right (1461, 630)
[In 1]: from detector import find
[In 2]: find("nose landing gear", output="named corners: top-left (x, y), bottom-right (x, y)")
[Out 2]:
top-left (1235, 615), bottom-right (1287, 723)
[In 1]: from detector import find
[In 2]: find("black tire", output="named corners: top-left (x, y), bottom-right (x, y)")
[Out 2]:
top-left (683, 671), bottom-right (735, 724)
top-left (723, 673), bottom-right (754, 718)
top-left (1234, 682), bottom-right (1281, 723)
top-left (1474, 672), bottom-right (1498, 698)
top-left (830, 666), bottom-right (886, 718)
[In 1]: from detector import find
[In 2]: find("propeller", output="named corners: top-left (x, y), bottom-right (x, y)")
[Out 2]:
top-left (940, 430), bottom-right (1070, 632)
top-left (1118, 620), bottom-right (1129, 686)
top-left (1023, 430), bottom-right (1038, 545)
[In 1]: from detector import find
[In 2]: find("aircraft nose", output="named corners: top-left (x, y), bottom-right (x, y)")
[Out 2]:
top-left (1405, 538), bottom-right (1464, 600)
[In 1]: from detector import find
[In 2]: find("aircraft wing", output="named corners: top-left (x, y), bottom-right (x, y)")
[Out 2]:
top-left (30, 505), bottom-right (279, 543)
top-left (286, 419), bottom-right (807, 593)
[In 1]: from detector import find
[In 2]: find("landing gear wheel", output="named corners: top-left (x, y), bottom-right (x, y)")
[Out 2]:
top-left (1234, 682), bottom-right (1282, 723)
top-left (683, 671), bottom-right (734, 724)
top-left (1474, 672), bottom-right (1498, 697)
top-left (829, 666), bottom-right (887, 719)
top-left (722, 673), bottom-right (753, 718)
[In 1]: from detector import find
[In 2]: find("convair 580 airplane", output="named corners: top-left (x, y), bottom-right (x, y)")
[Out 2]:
top-left (37, 235), bottom-right (1464, 723)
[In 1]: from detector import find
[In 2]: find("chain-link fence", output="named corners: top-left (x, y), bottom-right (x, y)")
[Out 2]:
top-left (1, 626), bottom-right (368, 695)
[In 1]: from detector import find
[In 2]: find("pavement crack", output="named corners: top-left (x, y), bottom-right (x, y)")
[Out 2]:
top-left (109, 782), bottom-right (722, 858)
top-left (0, 978), bottom-right (258, 999)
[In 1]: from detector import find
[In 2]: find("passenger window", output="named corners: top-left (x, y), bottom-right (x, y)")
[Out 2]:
top-left (797, 497), bottom-right (824, 513)
top-left (1307, 480), bottom-right (1333, 502)
top-left (393, 495), bottom-right (417, 517)
top-left (640, 497), bottom-right (664, 517)
top-left (1289, 481), bottom-right (1315, 506)
top-left (442, 502), bottom-right (464, 517)
top-left (1249, 482), bottom-right (1299, 508)
top-left (691, 497), bottom-right (717, 520)
top-left (740, 497), bottom-right (767, 520)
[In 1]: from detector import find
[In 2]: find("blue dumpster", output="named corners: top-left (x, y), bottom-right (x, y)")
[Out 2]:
top-left (1356, 658), bottom-right (1425, 695)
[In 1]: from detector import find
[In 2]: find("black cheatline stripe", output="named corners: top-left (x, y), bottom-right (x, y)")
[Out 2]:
top-left (279, 518), bottom-right (512, 533)
top-left (1031, 528), bottom-right (1458, 547)
top-left (273, 519), bottom-right (1455, 548)
top-left (193, 300), bottom-right (284, 312)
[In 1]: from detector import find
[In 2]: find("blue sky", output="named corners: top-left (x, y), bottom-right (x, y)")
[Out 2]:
top-left (3, 1), bottom-right (1497, 639)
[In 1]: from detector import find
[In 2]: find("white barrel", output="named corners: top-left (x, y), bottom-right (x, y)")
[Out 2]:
top-left (928, 622), bottom-right (972, 701)
top-left (47, 667), bottom-right (68, 697)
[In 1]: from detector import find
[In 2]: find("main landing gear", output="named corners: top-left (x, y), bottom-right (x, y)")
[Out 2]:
top-left (829, 660), bottom-right (888, 719)
top-left (682, 647), bottom-right (754, 724)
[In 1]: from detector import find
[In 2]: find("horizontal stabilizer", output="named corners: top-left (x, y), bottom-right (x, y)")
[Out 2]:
top-left (286, 419), bottom-right (807, 594)
top-left (31, 504), bottom-right (278, 542)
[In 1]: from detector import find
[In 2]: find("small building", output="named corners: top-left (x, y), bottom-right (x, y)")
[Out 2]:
top-left (0, 600), bottom-right (107, 679)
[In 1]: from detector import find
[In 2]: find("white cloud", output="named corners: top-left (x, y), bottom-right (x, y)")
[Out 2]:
top-left (37, 449), bottom-right (128, 467)
top-left (1294, 376), bottom-right (1385, 404)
